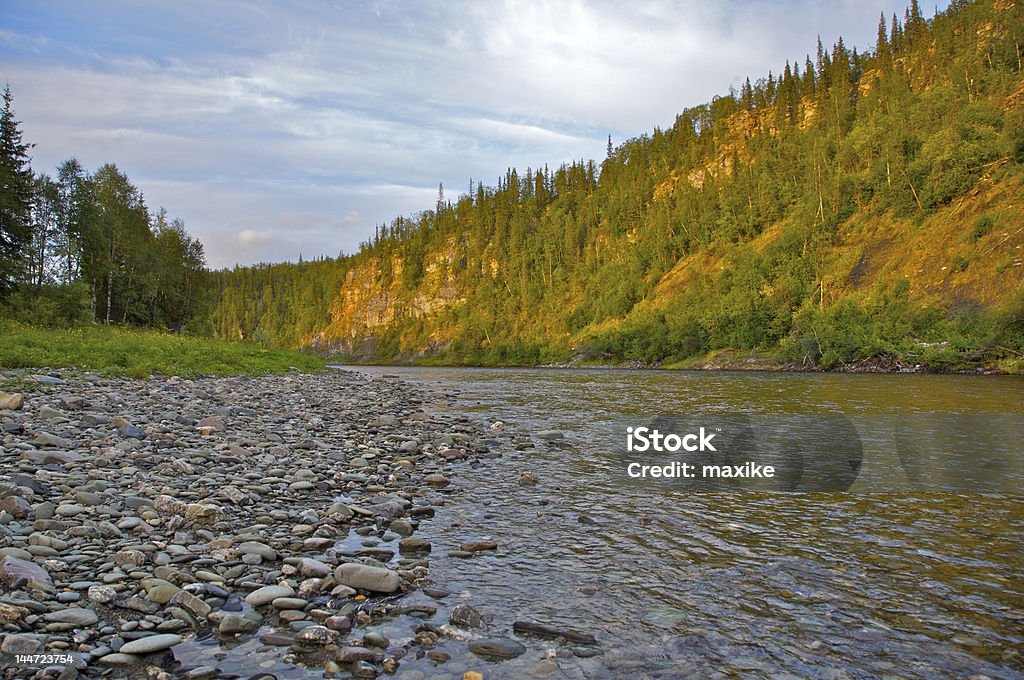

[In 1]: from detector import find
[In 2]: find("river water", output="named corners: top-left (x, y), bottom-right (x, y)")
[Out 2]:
top-left (346, 367), bottom-right (1024, 680)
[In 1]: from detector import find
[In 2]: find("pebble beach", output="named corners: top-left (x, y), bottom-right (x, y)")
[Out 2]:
top-left (0, 368), bottom-right (524, 679)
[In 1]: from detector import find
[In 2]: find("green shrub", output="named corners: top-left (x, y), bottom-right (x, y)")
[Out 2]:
top-left (1, 283), bottom-right (91, 327)
top-left (970, 215), bottom-right (994, 241)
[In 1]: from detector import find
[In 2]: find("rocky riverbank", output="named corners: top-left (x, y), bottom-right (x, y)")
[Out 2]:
top-left (0, 368), bottom-right (514, 679)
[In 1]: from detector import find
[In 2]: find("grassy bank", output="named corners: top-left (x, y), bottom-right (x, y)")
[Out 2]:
top-left (0, 320), bottom-right (325, 378)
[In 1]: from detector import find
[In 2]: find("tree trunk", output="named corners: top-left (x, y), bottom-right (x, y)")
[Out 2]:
top-left (105, 270), bottom-right (112, 324)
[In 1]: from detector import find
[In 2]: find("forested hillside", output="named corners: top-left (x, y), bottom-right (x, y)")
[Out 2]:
top-left (209, 1), bottom-right (1024, 372)
top-left (203, 1), bottom-right (1024, 369)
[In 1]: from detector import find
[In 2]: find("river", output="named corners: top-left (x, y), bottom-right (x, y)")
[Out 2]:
top-left (345, 367), bottom-right (1024, 680)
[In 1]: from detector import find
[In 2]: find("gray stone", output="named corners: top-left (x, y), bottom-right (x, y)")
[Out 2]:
top-left (244, 584), bottom-right (294, 606)
top-left (119, 633), bottom-right (182, 654)
top-left (334, 563), bottom-right (401, 593)
top-left (324, 615), bottom-right (351, 632)
top-left (468, 637), bottom-right (527, 660)
top-left (219, 613), bottom-right (261, 635)
top-left (44, 608), bottom-right (99, 626)
top-left (23, 449), bottom-right (80, 465)
top-left (363, 631), bottom-right (389, 648)
top-left (29, 374), bottom-right (65, 386)
top-left (97, 653), bottom-right (143, 666)
top-left (1, 634), bottom-right (42, 655)
top-left (0, 496), bottom-right (32, 519)
top-left (38, 405), bottom-right (65, 420)
top-left (170, 590), bottom-right (211, 618)
top-left (237, 541), bottom-right (277, 561)
top-left (0, 555), bottom-right (53, 590)
top-left (297, 557), bottom-right (331, 578)
top-left (32, 432), bottom-right (74, 448)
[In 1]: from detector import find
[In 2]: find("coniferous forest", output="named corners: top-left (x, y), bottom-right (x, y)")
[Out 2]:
top-left (3, 0), bottom-right (1024, 371)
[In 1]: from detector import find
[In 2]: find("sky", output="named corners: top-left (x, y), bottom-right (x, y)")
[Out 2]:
top-left (1, 0), bottom-right (940, 268)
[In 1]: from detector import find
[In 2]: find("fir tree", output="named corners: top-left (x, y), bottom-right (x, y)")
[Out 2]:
top-left (0, 85), bottom-right (34, 295)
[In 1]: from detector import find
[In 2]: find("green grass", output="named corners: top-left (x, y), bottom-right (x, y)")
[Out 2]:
top-left (0, 320), bottom-right (325, 378)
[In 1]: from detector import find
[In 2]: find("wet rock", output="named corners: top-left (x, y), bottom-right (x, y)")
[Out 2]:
top-left (324, 615), bottom-right (352, 632)
top-left (219, 613), bottom-right (261, 635)
top-left (468, 637), bottom-right (527, 660)
top-left (336, 646), bottom-right (383, 663)
top-left (512, 620), bottom-right (597, 644)
top-left (389, 519), bottom-right (413, 536)
top-left (399, 537), bottom-right (431, 553)
top-left (426, 649), bottom-right (450, 662)
top-left (535, 430), bottom-right (564, 440)
top-left (449, 604), bottom-right (484, 629)
top-left (294, 625), bottom-right (338, 645)
top-left (271, 597), bottom-right (307, 610)
top-left (259, 633), bottom-right (296, 646)
top-left (532, 659), bottom-right (560, 676)
top-left (459, 540), bottom-right (498, 552)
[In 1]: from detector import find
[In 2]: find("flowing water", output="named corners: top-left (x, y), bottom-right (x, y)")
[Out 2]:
top-left (345, 367), bottom-right (1024, 680)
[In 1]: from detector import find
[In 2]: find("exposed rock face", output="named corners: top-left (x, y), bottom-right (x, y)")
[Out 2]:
top-left (310, 238), bottom-right (468, 354)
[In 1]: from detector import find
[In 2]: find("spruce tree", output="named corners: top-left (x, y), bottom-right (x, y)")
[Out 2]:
top-left (0, 85), bottom-right (34, 295)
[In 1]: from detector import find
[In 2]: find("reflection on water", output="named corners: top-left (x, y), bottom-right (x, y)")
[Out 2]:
top-left (345, 367), bottom-right (1023, 679)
